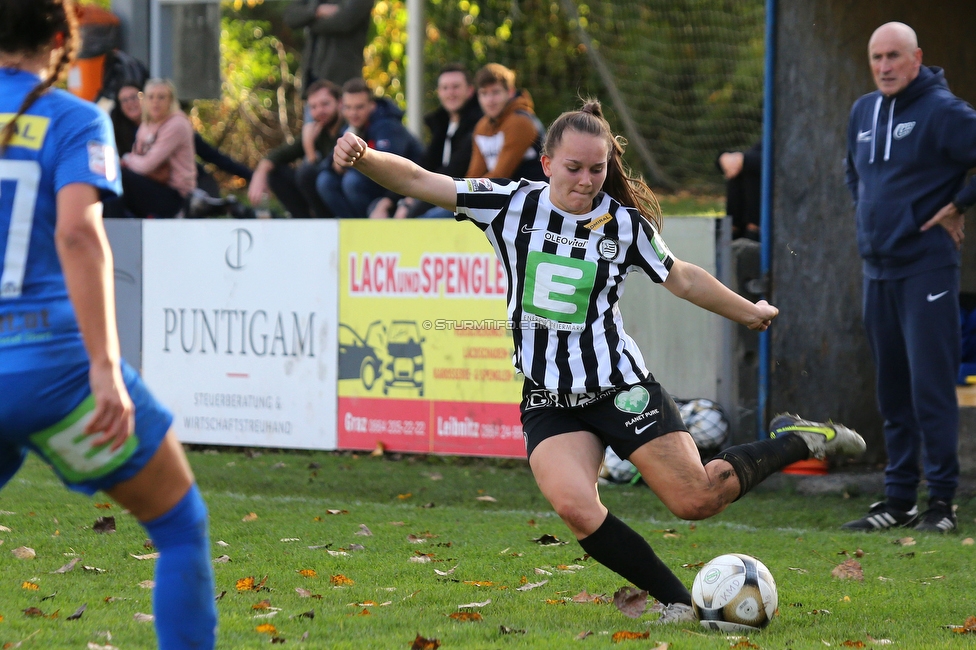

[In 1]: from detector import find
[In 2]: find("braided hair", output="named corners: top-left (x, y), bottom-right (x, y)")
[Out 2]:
top-left (543, 99), bottom-right (663, 232)
top-left (0, 0), bottom-right (78, 153)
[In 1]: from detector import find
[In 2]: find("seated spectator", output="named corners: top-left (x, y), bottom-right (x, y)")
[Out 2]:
top-left (717, 141), bottom-right (762, 240)
top-left (109, 81), bottom-right (250, 202)
top-left (248, 80), bottom-right (343, 218)
top-left (105, 78), bottom-right (196, 218)
top-left (110, 82), bottom-right (142, 156)
top-left (315, 78), bottom-right (423, 218)
top-left (383, 63), bottom-right (482, 220)
top-left (466, 63), bottom-right (545, 182)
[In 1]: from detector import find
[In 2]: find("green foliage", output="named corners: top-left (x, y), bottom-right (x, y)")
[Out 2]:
top-left (1, 451), bottom-right (974, 648)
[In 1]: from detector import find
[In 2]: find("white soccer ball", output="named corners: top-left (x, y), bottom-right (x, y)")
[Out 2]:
top-left (679, 398), bottom-right (729, 453)
top-left (600, 447), bottom-right (638, 483)
top-left (691, 553), bottom-right (777, 632)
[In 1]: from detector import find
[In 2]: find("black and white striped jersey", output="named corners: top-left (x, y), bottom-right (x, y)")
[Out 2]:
top-left (454, 177), bottom-right (675, 393)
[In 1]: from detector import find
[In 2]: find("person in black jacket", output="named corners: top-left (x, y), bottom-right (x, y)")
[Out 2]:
top-left (392, 64), bottom-right (483, 219)
top-left (716, 141), bottom-right (761, 240)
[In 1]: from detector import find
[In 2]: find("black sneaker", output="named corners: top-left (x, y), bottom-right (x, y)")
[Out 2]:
top-left (914, 500), bottom-right (957, 533)
top-left (841, 501), bottom-right (918, 531)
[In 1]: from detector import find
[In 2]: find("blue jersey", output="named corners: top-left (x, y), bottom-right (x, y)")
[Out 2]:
top-left (0, 69), bottom-right (121, 371)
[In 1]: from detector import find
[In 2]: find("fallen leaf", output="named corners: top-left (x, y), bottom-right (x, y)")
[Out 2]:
top-left (11, 546), bottom-right (35, 560)
top-left (326, 509), bottom-right (349, 515)
top-left (516, 580), bottom-right (547, 592)
top-left (215, 591), bottom-right (226, 601)
top-left (21, 581), bottom-right (39, 591)
top-left (40, 592), bottom-right (56, 601)
top-left (295, 587), bottom-right (322, 599)
top-left (23, 607), bottom-right (45, 617)
top-left (330, 574), bottom-right (354, 586)
top-left (94, 503), bottom-right (112, 509)
top-left (236, 577), bottom-right (255, 591)
top-left (213, 555), bottom-right (231, 564)
top-left (449, 611), bottom-right (483, 622)
top-left (133, 612), bottom-right (154, 622)
top-left (255, 623), bottom-right (278, 634)
top-left (409, 554), bottom-right (433, 564)
top-left (93, 517), bottom-right (116, 533)
top-left (67, 604), bottom-right (87, 621)
top-left (865, 635), bottom-right (893, 645)
top-left (831, 559), bottom-right (864, 581)
top-left (458, 599), bottom-right (491, 608)
top-left (355, 524), bottom-right (373, 536)
top-left (252, 599), bottom-right (272, 610)
top-left (138, 580), bottom-right (155, 589)
top-left (422, 502), bottom-right (436, 508)
top-left (730, 642), bottom-right (759, 649)
top-left (613, 586), bottom-right (649, 619)
top-left (534, 568), bottom-right (552, 575)
top-left (962, 538), bottom-right (974, 546)
top-left (841, 642), bottom-right (866, 648)
top-left (895, 537), bottom-right (916, 546)
top-left (398, 493), bottom-right (413, 500)
top-left (651, 644), bottom-right (671, 650)
top-left (82, 566), bottom-right (106, 573)
top-left (463, 581), bottom-right (494, 587)
top-left (280, 538), bottom-right (300, 543)
top-left (425, 472), bottom-right (443, 481)
top-left (242, 513), bottom-right (258, 522)
top-left (216, 540), bottom-right (230, 547)
top-left (572, 590), bottom-right (608, 603)
top-left (130, 553), bottom-right (159, 560)
top-left (271, 637), bottom-right (286, 644)
top-left (349, 543), bottom-right (366, 552)
top-left (611, 630), bottom-right (650, 642)
top-left (298, 569), bottom-right (317, 578)
top-left (532, 534), bottom-right (568, 546)
top-left (410, 634), bottom-right (440, 650)
top-left (576, 630), bottom-right (594, 640)
top-left (407, 534), bottom-right (427, 544)
top-left (52, 558), bottom-right (80, 574)
top-left (499, 625), bottom-right (526, 634)
top-left (87, 644), bottom-right (118, 650)
top-left (370, 441), bottom-right (385, 457)
top-left (327, 549), bottom-right (349, 557)
top-left (476, 496), bottom-right (497, 502)
top-left (0, 525), bottom-right (10, 532)
top-left (434, 565), bottom-right (457, 576)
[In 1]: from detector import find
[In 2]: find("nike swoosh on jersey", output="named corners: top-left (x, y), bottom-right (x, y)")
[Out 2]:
top-left (635, 421), bottom-right (657, 435)
top-left (857, 129), bottom-right (872, 142)
top-left (520, 224), bottom-right (541, 234)
top-left (926, 290), bottom-right (949, 302)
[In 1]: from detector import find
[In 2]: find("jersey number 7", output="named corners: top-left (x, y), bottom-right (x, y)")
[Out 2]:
top-left (0, 160), bottom-right (42, 299)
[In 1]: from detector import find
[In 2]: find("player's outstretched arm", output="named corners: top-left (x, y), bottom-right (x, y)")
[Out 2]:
top-left (663, 258), bottom-right (778, 331)
top-left (55, 183), bottom-right (134, 450)
top-left (334, 132), bottom-right (457, 211)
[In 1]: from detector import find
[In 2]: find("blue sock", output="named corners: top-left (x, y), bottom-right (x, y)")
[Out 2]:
top-left (143, 484), bottom-right (217, 650)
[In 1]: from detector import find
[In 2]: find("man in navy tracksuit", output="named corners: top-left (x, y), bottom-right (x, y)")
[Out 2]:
top-left (843, 22), bottom-right (976, 533)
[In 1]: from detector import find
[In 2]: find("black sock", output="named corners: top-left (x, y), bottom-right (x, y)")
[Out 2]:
top-left (887, 496), bottom-right (916, 513)
top-left (719, 434), bottom-right (809, 500)
top-left (578, 512), bottom-right (691, 606)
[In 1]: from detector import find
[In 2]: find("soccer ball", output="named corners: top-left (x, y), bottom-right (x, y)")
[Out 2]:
top-left (691, 553), bottom-right (777, 632)
top-left (600, 447), bottom-right (638, 484)
top-left (678, 398), bottom-right (729, 454)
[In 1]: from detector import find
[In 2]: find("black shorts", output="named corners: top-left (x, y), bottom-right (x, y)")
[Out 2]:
top-left (519, 378), bottom-right (687, 460)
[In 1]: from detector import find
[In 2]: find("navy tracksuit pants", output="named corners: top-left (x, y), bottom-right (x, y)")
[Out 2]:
top-left (863, 265), bottom-right (960, 504)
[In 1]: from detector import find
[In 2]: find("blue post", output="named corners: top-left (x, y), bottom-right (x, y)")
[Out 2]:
top-left (758, 0), bottom-right (776, 439)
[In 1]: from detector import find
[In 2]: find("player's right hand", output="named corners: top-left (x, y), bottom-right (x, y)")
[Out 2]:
top-left (747, 299), bottom-right (778, 331)
top-left (334, 132), bottom-right (367, 168)
top-left (85, 362), bottom-right (135, 451)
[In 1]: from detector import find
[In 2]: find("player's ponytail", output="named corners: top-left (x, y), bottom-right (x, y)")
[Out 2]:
top-left (544, 99), bottom-right (663, 232)
top-left (0, 0), bottom-right (78, 153)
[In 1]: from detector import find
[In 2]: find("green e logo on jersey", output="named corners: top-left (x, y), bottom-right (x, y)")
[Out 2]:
top-left (522, 251), bottom-right (597, 324)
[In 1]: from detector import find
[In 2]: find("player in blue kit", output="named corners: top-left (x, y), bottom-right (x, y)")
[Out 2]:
top-left (0, 1), bottom-right (216, 648)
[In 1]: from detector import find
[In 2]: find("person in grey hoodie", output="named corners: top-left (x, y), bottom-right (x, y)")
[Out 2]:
top-left (284, 0), bottom-right (374, 95)
top-left (843, 22), bottom-right (976, 534)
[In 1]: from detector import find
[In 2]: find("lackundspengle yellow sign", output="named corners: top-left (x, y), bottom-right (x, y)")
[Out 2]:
top-left (337, 220), bottom-right (524, 457)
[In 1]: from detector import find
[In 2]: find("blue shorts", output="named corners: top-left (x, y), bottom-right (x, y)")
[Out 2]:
top-left (0, 359), bottom-right (173, 495)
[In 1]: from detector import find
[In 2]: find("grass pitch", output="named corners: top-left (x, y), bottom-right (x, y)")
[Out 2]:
top-left (1, 449), bottom-right (974, 649)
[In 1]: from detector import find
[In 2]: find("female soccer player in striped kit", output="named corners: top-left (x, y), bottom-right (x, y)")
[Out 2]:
top-left (334, 100), bottom-right (866, 622)
top-left (0, 1), bottom-right (216, 647)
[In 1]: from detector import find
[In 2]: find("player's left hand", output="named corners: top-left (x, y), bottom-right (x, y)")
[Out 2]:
top-left (921, 202), bottom-right (965, 249)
